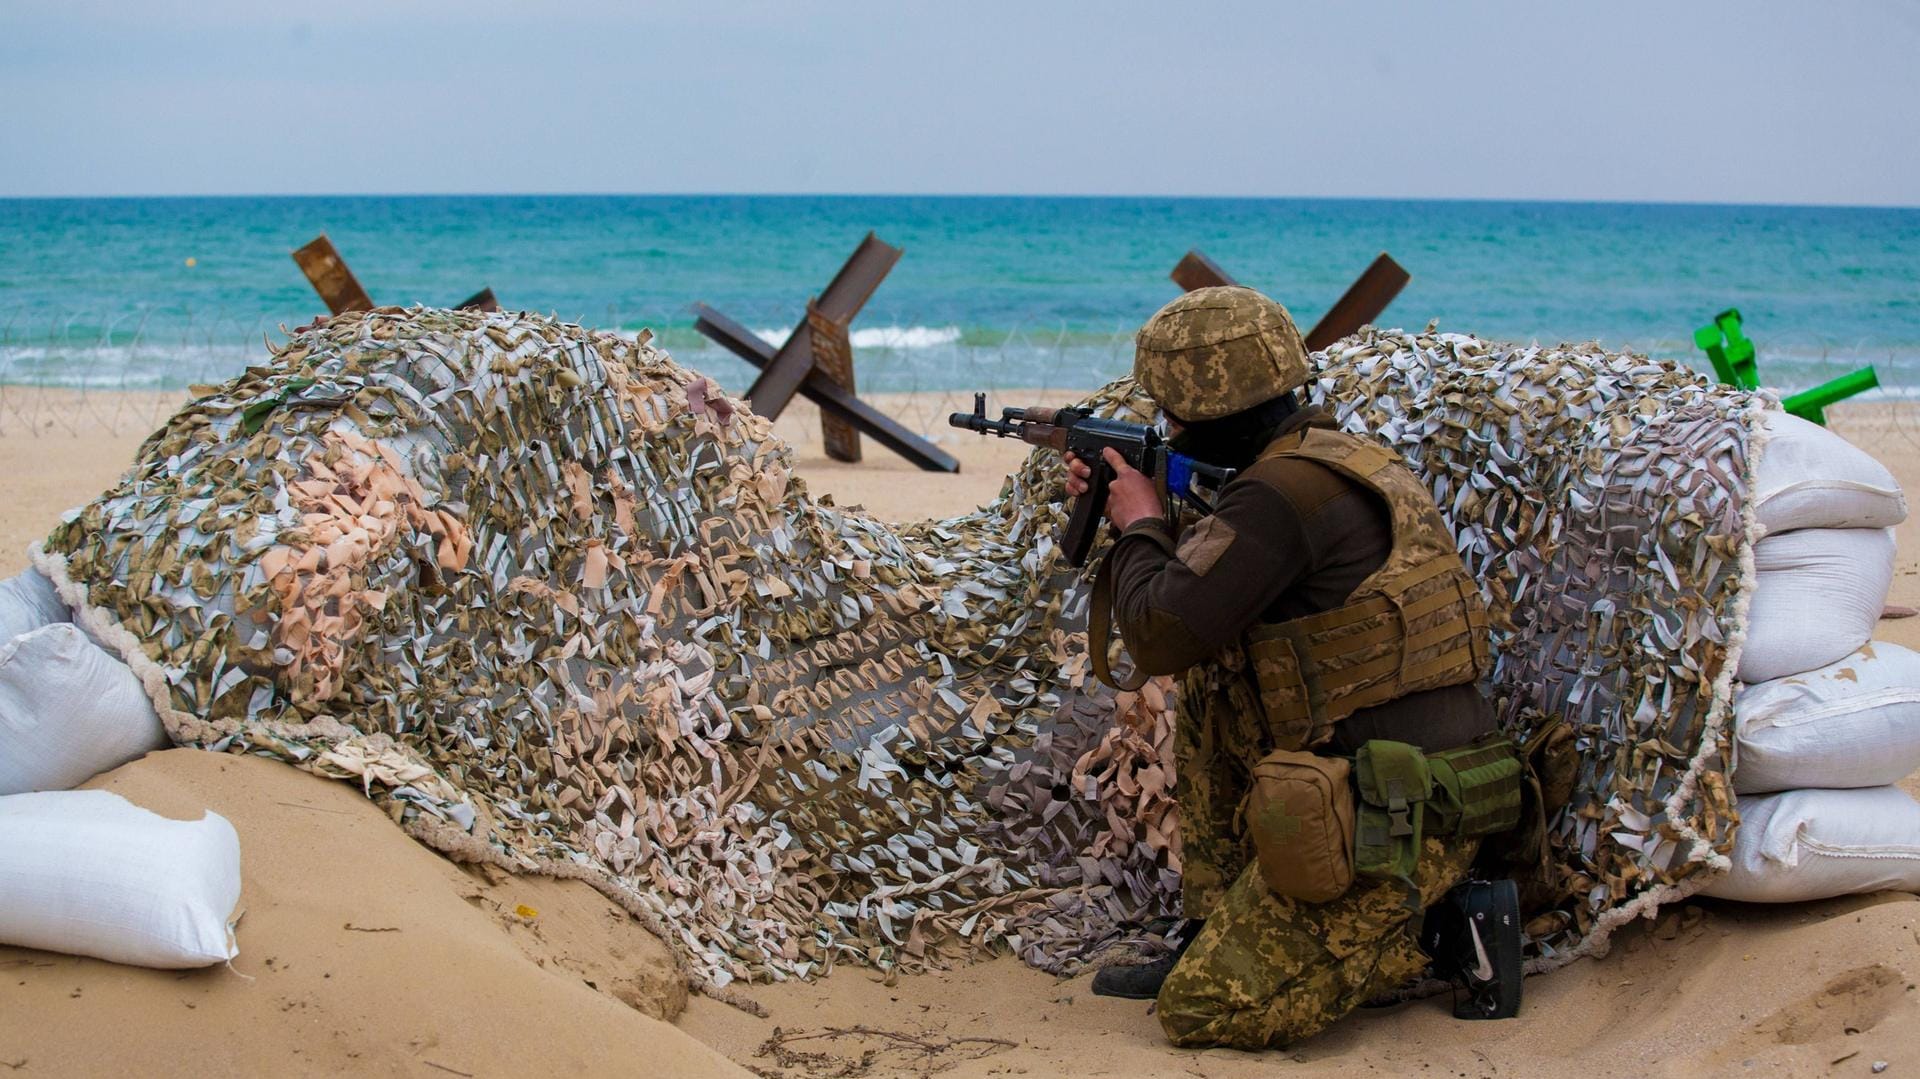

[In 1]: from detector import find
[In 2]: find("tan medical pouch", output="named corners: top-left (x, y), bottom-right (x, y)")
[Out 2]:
top-left (1244, 749), bottom-right (1357, 903)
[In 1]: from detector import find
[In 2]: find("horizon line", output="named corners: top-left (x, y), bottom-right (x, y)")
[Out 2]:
top-left (3, 191), bottom-right (1918, 213)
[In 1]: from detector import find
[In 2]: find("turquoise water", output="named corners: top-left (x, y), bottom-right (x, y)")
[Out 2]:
top-left (1, 195), bottom-right (1915, 394)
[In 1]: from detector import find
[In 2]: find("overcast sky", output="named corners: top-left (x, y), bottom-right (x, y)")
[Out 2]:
top-left (3, 0), bottom-right (1917, 205)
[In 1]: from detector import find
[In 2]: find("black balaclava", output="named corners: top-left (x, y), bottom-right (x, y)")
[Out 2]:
top-left (1166, 391), bottom-right (1302, 472)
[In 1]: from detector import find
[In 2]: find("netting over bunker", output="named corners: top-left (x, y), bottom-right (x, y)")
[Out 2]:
top-left (33, 307), bottom-right (1764, 994)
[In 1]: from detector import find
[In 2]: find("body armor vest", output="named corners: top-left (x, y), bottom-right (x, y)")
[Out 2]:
top-left (1244, 427), bottom-right (1491, 751)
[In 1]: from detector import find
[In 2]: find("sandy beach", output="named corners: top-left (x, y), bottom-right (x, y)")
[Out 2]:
top-left (5, 386), bottom-right (1920, 1077)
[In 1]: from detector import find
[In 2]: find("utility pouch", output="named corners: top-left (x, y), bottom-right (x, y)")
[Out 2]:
top-left (1243, 749), bottom-right (1356, 903)
top-left (1480, 715), bottom-right (1578, 912)
top-left (1425, 736), bottom-right (1525, 839)
top-left (1353, 740), bottom-right (1432, 883)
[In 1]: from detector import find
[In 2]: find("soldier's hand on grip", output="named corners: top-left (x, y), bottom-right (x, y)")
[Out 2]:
top-left (1101, 448), bottom-right (1163, 529)
top-left (1063, 452), bottom-right (1094, 498)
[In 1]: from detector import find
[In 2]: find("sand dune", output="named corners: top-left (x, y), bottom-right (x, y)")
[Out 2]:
top-left (5, 388), bottom-right (1920, 1077)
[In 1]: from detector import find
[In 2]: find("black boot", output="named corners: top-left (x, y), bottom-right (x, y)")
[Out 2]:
top-left (1420, 878), bottom-right (1523, 1020)
top-left (1091, 922), bottom-right (1200, 1000)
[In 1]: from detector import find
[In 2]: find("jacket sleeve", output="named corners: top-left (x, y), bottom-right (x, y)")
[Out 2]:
top-left (1102, 477), bottom-right (1315, 675)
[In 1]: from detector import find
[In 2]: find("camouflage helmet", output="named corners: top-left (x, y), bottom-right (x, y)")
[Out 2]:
top-left (1133, 286), bottom-right (1309, 422)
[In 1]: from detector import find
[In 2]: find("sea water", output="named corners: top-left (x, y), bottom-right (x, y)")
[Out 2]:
top-left (0, 195), bottom-right (1914, 395)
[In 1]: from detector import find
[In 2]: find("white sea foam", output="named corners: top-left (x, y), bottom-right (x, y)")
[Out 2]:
top-left (751, 325), bottom-right (963, 350)
top-left (5, 333), bottom-right (1917, 398)
top-left (0, 343), bottom-right (255, 389)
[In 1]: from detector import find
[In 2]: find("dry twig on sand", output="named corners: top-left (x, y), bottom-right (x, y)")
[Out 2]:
top-left (752, 1024), bottom-right (1016, 1079)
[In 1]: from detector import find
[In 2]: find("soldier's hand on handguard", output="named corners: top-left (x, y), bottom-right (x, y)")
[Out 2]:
top-left (1063, 449), bottom-right (1162, 530)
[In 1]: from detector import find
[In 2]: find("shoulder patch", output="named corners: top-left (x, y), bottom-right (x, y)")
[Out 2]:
top-left (1242, 456), bottom-right (1353, 518)
top-left (1176, 515), bottom-right (1238, 577)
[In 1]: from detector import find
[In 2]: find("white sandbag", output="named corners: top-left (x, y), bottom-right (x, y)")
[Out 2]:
top-left (0, 568), bottom-right (70, 643)
top-left (0, 623), bottom-right (168, 795)
top-left (1734, 642), bottom-right (1920, 793)
top-left (1736, 527), bottom-right (1895, 683)
top-left (1754, 411), bottom-right (1907, 535)
top-left (0, 788), bottom-right (241, 967)
top-left (1702, 786), bottom-right (1920, 903)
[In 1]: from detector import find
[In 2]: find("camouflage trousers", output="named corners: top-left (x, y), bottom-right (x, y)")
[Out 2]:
top-left (1174, 653), bottom-right (1271, 917)
top-left (1157, 833), bottom-right (1480, 1050)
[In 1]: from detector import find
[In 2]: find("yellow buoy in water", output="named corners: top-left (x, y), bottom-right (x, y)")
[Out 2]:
top-left (184, 257), bottom-right (197, 268)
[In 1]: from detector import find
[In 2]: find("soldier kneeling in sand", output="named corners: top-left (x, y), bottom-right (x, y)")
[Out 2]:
top-left (1066, 287), bottom-right (1530, 1049)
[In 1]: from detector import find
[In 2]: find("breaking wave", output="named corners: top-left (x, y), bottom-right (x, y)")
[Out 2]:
top-left (752, 325), bottom-right (964, 350)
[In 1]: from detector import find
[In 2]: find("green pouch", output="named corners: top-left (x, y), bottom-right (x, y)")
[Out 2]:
top-left (1482, 716), bottom-right (1577, 913)
top-left (1353, 740), bottom-right (1431, 883)
top-left (1425, 736), bottom-right (1524, 839)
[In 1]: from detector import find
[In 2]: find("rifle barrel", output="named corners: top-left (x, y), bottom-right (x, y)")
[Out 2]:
top-left (947, 410), bottom-right (1020, 437)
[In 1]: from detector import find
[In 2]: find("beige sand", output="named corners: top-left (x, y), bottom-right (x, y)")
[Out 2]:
top-left (3, 749), bottom-right (746, 1078)
top-left (4, 387), bottom-right (1920, 1077)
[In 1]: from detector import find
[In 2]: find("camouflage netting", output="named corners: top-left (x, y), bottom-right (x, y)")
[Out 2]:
top-left (33, 308), bottom-right (1764, 996)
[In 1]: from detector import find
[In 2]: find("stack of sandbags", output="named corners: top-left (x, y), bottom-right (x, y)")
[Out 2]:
top-left (0, 569), bottom-right (231, 968)
top-left (1707, 411), bottom-right (1920, 902)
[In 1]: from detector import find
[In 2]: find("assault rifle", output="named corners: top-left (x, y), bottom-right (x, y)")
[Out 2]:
top-left (948, 393), bottom-right (1236, 567)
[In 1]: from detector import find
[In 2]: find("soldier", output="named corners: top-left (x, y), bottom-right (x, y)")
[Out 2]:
top-left (1065, 286), bottom-right (1520, 1049)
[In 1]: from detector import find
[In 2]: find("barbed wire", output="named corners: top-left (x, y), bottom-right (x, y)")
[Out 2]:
top-left (2, 305), bottom-right (1917, 451)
